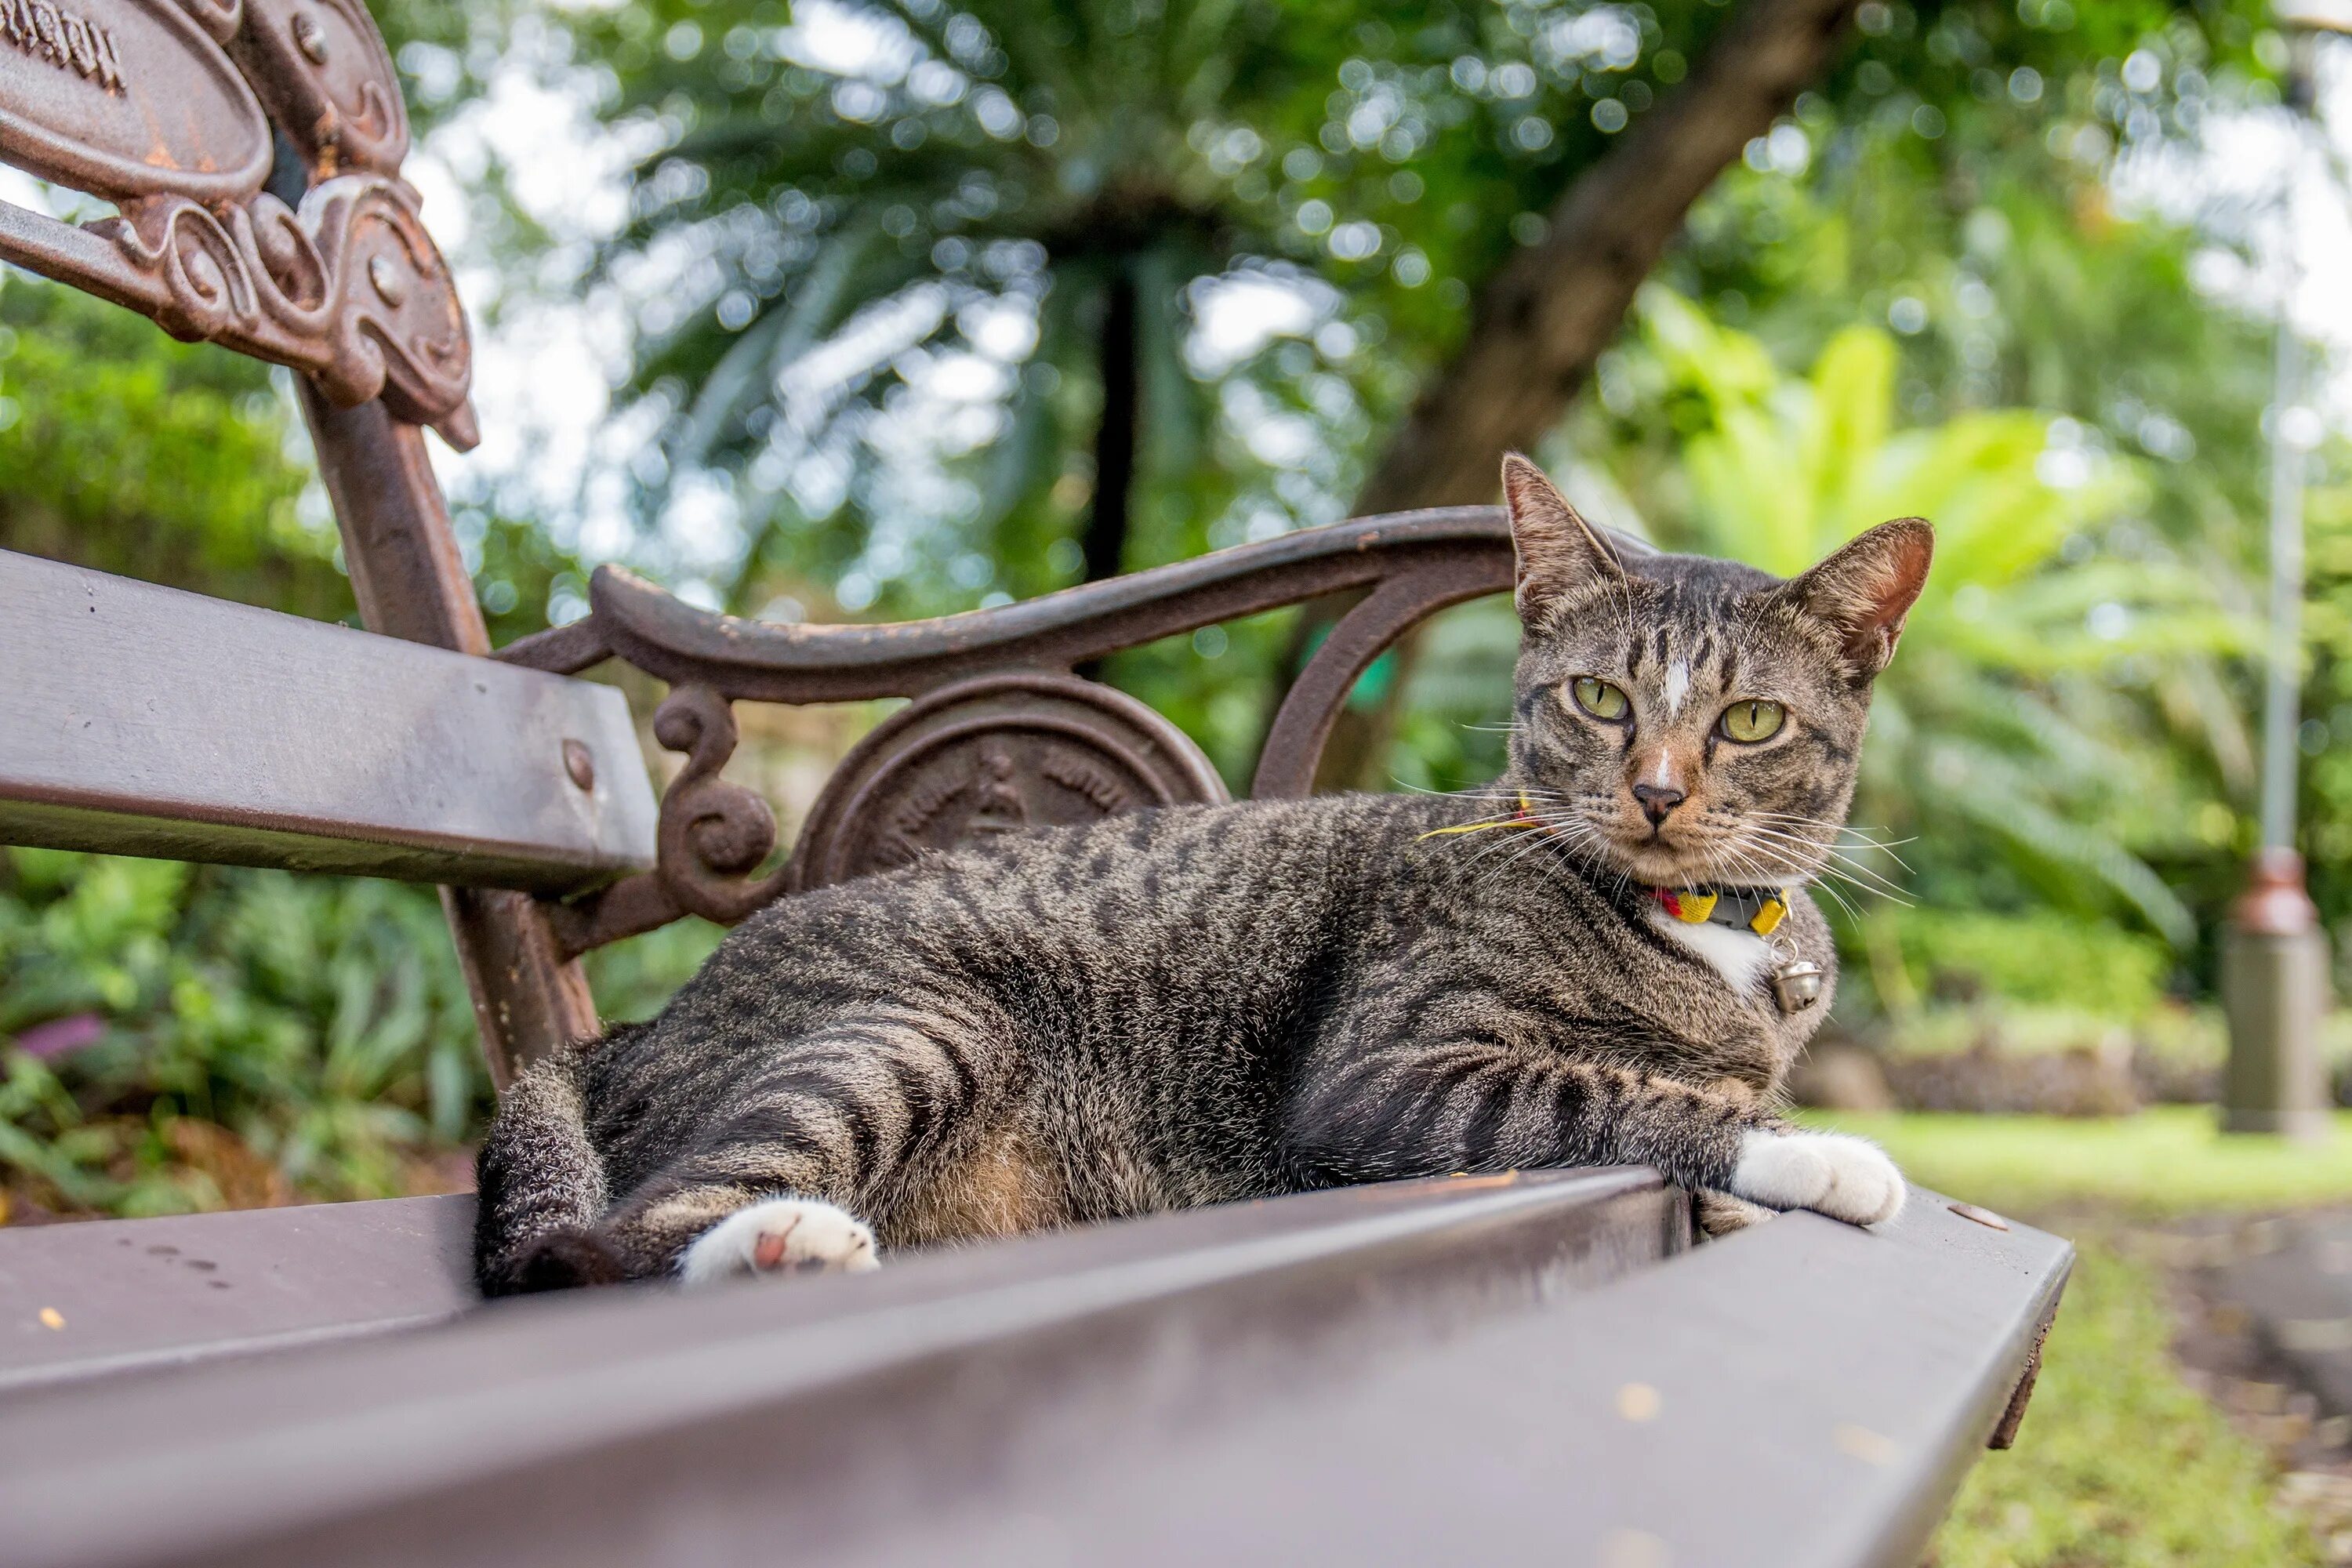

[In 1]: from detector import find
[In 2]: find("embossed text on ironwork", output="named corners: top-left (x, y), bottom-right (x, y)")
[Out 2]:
top-left (0, 0), bottom-right (126, 92)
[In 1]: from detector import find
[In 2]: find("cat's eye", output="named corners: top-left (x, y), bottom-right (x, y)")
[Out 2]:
top-left (1570, 677), bottom-right (1629, 721)
top-left (1719, 699), bottom-right (1785, 743)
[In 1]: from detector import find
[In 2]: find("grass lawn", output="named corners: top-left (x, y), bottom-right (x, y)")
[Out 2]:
top-left (1798, 1108), bottom-right (2352, 1567)
top-left (1813, 1108), bottom-right (2352, 1219)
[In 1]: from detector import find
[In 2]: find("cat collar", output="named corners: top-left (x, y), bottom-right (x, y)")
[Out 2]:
top-left (1647, 885), bottom-right (1791, 937)
top-left (1651, 885), bottom-right (1825, 1014)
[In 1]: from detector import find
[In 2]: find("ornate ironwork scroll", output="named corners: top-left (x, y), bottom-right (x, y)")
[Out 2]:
top-left (506, 510), bottom-right (1654, 958)
top-left (226, 0), bottom-right (408, 178)
top-left (0, 0), bottom-right (474, 447)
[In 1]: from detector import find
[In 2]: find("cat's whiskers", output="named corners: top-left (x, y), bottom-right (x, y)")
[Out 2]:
top-left (1682, 815), bottom-right (1874, 912)
top-left (1703, 811), bottom-right (1904, 887)
top-left (1730, 822), bottom-right (1912, 902)
top-left (1461, 808), bottom-right (1610, 891)
top-left (1747, 811), bottom-right (1918, 873)
top-left (1700, 835), bottom-right (1866, 923)
top-left (1462, 820), bottom-right (1564, 889)
top-left (1726, 833), bottom-right (1907, 913)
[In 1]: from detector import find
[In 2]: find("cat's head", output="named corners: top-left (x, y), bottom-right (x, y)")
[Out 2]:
top-left (1499, 454), bottom-right (1932, 892)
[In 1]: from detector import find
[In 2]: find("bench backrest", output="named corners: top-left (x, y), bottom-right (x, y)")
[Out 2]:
top-left (0, 0), bottom-right (1570, 1084)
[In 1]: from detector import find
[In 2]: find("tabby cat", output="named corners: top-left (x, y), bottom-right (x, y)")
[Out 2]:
top-left (474, 456), bottom-right (1929, 1293)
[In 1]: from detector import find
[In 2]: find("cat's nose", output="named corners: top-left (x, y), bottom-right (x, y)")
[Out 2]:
top-left (1632, 782), bottom-right (1686, 825)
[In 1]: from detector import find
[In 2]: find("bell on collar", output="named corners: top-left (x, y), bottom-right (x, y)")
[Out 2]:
top-left (1771, 958), bottom-right (1825, 1014)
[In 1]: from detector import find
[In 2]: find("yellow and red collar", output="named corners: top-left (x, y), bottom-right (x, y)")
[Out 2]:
top-left (1649, 885), bottom-right (1791, 936)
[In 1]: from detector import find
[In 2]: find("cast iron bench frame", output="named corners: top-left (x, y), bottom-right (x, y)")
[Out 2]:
top-left (0, 5), bottom-right (2068, 1565)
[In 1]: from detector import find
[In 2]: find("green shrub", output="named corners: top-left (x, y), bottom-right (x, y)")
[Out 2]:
top-left (0, 849), bottom-right (485, 1216)
top-left (1849, 909), bottom-right (2171, 1018)
top-left (0, 848), bottom-right (720, 1220)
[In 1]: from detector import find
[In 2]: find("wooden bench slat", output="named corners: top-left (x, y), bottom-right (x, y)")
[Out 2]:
top-left (0, 551), bottom-right (657, 891)
top-left (0, 1196), bottom-right (477, 1395)
top-left (0, 1172), bottom-right (2065, 1568)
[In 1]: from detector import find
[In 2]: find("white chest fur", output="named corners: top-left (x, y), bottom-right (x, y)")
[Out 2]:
top-left (1650, 909), bottom-right (1773, 993)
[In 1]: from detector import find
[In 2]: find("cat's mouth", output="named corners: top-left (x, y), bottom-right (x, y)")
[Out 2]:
top-left (1595, 818), bottom-right (1812, 891)
top-left (1608, 829), bottom-right (1710, 886)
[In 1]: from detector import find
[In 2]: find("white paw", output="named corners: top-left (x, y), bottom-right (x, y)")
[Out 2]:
top-left (1731, 1131), bottom-right (1907, 1227)
top-left (677, 1196), bottom-right (881, 1286)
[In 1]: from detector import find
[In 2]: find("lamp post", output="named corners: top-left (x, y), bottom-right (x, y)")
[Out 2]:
top-left (2223, 7), bottom-right (2344, 1139)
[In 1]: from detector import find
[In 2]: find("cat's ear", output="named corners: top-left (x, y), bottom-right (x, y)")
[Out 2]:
top-left (1783, 518), bottom-right (1935, 679)
top-left (1501, 453), bottom-right (1622, 624)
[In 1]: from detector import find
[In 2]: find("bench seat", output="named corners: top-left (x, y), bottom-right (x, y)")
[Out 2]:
top-left (0, 1196), bottom-right (475, 1395)
top-left (0, 1172), bottom-right (2067, 1568)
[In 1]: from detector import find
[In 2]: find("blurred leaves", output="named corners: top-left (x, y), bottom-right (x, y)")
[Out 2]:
top-left (0, 843), bottom-right (726, 1220)
top-left (0, 851), bottom-right (481, 1215)
top-left (0, 278), bottom-right (345, 619)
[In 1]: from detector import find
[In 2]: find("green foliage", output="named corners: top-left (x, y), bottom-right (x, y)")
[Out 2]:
top-left (0, 849), bottom-right (485, 1214)
top-left (2302, 466), bottom-right (2352, 957)
top-left (1849, 1108), bottom-right (2352, 1565)
top-left (570, 0), bottom-right (1908, 616)
top-left (0, 0), bottom-right (2324, 1220)
top-left (1858, 909), bottom-right (2171, 1017)
top-left (1835, 1112), bottom-right (2352, 1566)
top-left (1810, 1107), bottom-right (2352, 1218)
top-left (0, 278), bottom-right (347, 619)
top-left (0, 843), bottom-right (728, 1219)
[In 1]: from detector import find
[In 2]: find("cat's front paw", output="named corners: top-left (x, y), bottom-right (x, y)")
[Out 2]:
top-left (1731, 1131), bottom-right (1906, 1226)
top-left (678, 1196), bottom-right (882, 1286)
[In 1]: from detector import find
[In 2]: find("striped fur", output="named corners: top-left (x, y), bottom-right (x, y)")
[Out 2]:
top-left (475, 459), bottom-right (1931, 1293)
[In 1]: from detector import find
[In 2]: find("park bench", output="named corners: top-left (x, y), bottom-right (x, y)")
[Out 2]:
top-left (0, 5), bottom-right (2069, 1564)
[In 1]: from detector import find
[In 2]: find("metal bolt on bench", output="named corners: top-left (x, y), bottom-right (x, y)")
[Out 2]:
top-left (0, 5), bottom-right (2070, 1565)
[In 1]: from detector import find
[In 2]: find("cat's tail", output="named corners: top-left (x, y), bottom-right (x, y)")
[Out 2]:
top-left (473, 1036), bottom-right (625, 1296)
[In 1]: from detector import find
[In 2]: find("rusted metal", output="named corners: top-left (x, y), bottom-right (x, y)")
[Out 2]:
top-left (1987, 1306), bottom-right (2058, 1450)
top-left (640, 684), bottom-right (794, 925)
top-left (0, 0), bottom-right (270, 203)
top-left (301, 388), bottom-right (601, 1084)
top-left (502, 509), bottom-right (1628, 697)
top-left (546, 670), bottom-right (1236, 956)
top-left (2233, 846), bottom-right (2322, 938)
top-left (1250, 557), bottom-right (1508, 798)
top-left (789, 671), bottom-right (1229, 892)
top-left (517, 512), bottom-right (1650, 956)
top-left (0, 0), bottom-right (474, 445)
top-left (224, 0), bottom-right (409, 179)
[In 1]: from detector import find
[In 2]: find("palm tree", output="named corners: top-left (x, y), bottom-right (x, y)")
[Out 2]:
top-left (592, 0), bottom-right (1341, 613)
top-left (583, 0), bottom-right (1820, 619)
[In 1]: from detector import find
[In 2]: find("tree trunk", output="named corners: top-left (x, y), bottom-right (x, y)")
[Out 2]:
top-left (1355, 0), bottom-right (1860, 514)
top-left (1083, 267), bottom-right (1142, 584)
top-left (1295, 0), bottom-right (1860, 790)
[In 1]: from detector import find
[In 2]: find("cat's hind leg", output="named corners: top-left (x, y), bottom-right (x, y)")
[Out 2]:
top-left (594, 1001), bottom-right (1016, 1283)
top-left (586, 1168), bottom-right (880, 1286)
top-left (677, 1196), bottom-right (880, 1283)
